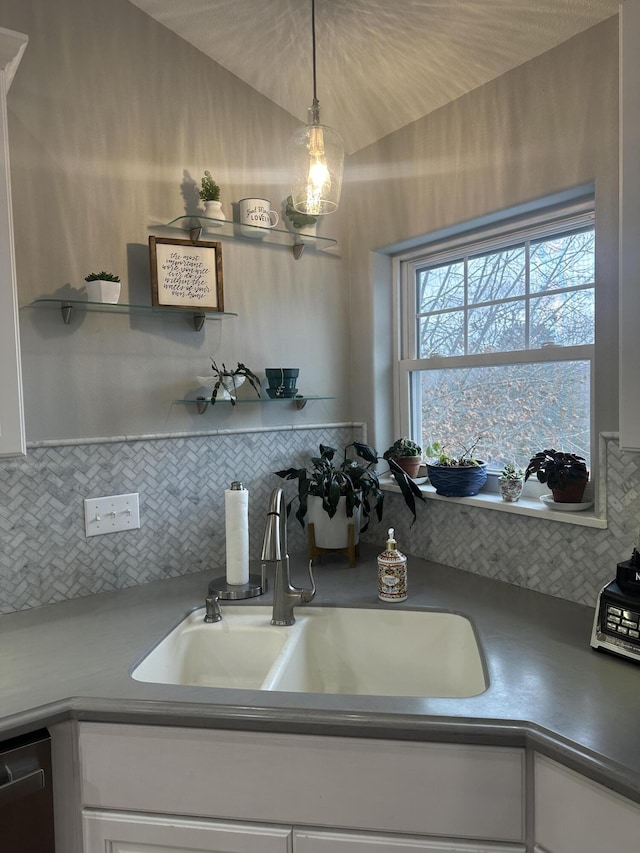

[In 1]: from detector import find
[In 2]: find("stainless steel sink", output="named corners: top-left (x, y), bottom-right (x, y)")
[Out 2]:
top-left (132, 605), bottom-right (487, 698)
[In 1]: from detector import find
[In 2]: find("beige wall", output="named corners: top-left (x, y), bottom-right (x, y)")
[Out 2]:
top-left (3, 3), bottom-right (619, 455)
top-left (347, 17), bottom-right (619, 454)
top-left (3, 0), bottom-right (350, 442)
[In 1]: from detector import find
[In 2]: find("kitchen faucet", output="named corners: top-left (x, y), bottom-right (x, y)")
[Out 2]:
top-left (261, 487), bottom-right (315, 625)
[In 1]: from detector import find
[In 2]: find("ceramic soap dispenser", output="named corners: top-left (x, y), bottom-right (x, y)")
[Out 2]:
top-left (377, 528), bottom-right (407, 602)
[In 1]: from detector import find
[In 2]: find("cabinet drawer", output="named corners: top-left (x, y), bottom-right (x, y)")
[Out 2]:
top-left (79, 724), bottom-right (525, 842)
top-left (294, 828), bottom-right (526, 853)
top-left (535, 754), bottom-right (640, 853)
top-left (83, 810), bottom-right (291, 852)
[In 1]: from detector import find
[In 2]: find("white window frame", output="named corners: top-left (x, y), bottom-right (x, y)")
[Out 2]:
top-left (389, 197), bottom-right (604, 527)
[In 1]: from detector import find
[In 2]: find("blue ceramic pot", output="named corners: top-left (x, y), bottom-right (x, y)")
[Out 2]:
top-left (426, 462), bottom-right (488, 497)
top-left (265, 368), bottom-right (299, 398)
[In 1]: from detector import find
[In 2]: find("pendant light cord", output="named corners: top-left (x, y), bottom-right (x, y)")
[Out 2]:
top-left (311, 0), bottom-right (318, 105)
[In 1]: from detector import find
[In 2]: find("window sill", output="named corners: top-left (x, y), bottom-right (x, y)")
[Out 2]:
top-left (379, 477), bottom-right (607, 529)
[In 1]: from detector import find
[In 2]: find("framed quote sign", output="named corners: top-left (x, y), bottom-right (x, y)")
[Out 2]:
top-left (149, 236), bottom-right (224, 312)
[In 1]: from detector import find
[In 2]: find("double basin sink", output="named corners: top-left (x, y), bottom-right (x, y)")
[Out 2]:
top-left (132, 605), bottom-right (488, 698)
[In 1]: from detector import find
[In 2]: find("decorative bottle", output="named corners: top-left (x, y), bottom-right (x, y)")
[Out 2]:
top-left (378, 528), bottom-right (407, 602)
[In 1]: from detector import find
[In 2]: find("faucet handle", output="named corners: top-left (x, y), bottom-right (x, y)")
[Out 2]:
top-left (204, 594), bottom-right (222, 623)
top-left (300, 559), bottom-right (316, 604)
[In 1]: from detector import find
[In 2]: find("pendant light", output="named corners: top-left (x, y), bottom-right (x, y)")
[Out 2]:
top-left (288, 0), bottom-right (344, 216)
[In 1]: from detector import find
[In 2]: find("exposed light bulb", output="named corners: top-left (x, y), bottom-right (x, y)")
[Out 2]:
top-left (288, 0), bottom-right (344, 216)
top-left (289, 106), bottom-right (343, 216)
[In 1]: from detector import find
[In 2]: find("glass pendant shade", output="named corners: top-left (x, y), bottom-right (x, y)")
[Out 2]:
top-left (289, 103), bottom-right (344, 216)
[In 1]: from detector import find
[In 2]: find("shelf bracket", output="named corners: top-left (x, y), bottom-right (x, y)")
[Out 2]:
top-left (292, 242), bottom-right (305, 260)
top-left (192, 313), bottom-right (206, 332)
top-left (189, 225), bottom-right (203, 242)
top-left (294, 397), bottom-right (308, 410)
top-left (196, 397), bottom-right (209, 415)
top-left (60, 302), bottom-right (73, 324)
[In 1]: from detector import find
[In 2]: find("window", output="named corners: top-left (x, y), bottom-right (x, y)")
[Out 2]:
top-left (398, 203), bottom-right (595, 471)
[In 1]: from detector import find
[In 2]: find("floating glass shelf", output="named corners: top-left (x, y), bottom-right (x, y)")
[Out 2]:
top-left (165, 215), bottom-right (337, 259)
top-left (177, 395), bottom-right (335, 413)
top-left (23, 298), bottom-right (237, 330)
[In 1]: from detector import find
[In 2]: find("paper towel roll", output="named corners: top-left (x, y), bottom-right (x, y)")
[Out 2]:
top-left (225, 485), bottom-right (249, 585)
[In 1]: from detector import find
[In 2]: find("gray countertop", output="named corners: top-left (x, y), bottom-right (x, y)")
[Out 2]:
top-left (1, 546), bottom-right (639, 802)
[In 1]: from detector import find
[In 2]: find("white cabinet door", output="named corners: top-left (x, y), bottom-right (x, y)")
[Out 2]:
top-left (79, 724), bottom-right (525, 843)
top-left (534, 754), bottom-right (640, 853)
top-left (0, 27), bottom-right (27, 457)
top-left (83, 810), bottom-right (291, 853)
top-left (294, 829), bottom-right (525, 853)
top-left (619, 0), bottom-right (640, 450)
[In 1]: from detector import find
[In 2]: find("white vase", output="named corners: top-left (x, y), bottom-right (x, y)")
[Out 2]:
top-left (203, 200), bottom-right (225, 228)
top-left (196, 374), bottom-right (245, 400)
top-left (85, 279), bottom-right (121, 304)
top-left (306, 495), bottom-right (361, 549)
top-left (499, 477), bottom-right (524, 502)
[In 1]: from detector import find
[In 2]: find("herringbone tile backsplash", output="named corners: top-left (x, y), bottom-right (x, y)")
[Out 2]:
top-left (0, 429), bottom-right (636, 613)
top-left (0, 426), bottom-right (358, 613)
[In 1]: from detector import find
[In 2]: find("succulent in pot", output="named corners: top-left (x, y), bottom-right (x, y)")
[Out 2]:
top-left (498, 463), bottom-right (524, 503)
top-left (275, 441), bottom-right (425, 540)
top-left (85, 270), bottom-right (120, 283)
top-left (383, 437), bottom-right (423, 479)
top-left (424, 437), bottom-right (488, 497)
top-left (524, 449), bottom-right (589, 503)
top-left (84, 270), bottom-right (121, 304)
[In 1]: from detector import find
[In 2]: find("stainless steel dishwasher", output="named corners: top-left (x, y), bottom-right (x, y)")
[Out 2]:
top-left (0, 728), bottom-right (55, 852)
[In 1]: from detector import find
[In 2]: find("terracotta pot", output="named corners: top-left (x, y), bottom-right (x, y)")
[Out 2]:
top-left (393, 456), bottom-right (422, 478)
top-left (551, 477), bottom-right (588, 503)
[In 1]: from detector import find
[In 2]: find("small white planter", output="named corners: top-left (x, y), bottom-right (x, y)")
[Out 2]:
top-left (196, 374), bottom-right (245, 400)
top-left (203, 200), bottom-right (225, 228)
top-left (499, 477), bottom-right (524, 502)
top-left (85, 279), bottom-right (121, 304)
top-left (307, 495), bottom-right (361, 549)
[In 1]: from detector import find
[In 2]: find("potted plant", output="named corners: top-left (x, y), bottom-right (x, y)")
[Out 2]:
top-left (284, 195), bottom-right (317, 237)
top-left (197, 361), bottom-right (261, 406)
top-left (498, 463), bottom-right (524, 502)
top-left (383, 437), bottom-right (422, 478)
top-left (524, 449), bottom-right (589, 503)
top-left (199, 170), bottom-right (225, 225)
top-left (424, 438), bottom-right (488, 497)
top-left (84, 271), bottom-right (121, 304)
top-left (265, 368), bottom-right (299, 399)
top-left (275, 441), bottom-right (425, 550)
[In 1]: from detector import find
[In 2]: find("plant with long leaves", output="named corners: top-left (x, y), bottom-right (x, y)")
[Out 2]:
top-left (275, 441), bottom-right (425, 532)
top-left (209, 361), bottom-right (261, 406)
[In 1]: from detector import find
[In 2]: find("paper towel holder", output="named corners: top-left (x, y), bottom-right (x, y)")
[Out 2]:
top-left (208, 574), bottom-right (265, 599)
top-left (209, 481), bottom-right (266, 599)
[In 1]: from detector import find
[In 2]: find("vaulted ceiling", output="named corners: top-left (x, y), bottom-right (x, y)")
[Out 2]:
top-left (128, 0), bottom-right (618, 154)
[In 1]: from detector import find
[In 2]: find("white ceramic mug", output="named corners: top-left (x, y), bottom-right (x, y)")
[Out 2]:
top-left (239, 198), bottom-right (279, 238)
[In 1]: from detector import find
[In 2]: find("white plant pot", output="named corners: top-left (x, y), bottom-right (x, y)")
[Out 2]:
top-left (85, 279), bottom-right (121, 304)
top-left (203, 200), bottom-right (225, 228)
top-left (307, 494), bottom-right (361, 549)
top-left (196, 374), bottom-right (245, 400)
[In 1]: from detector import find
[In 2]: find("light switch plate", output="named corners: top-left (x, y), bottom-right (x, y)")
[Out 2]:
top-left (84, 493), bottom-right (140, 536)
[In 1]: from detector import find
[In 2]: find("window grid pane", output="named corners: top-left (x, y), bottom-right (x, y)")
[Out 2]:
top-left (406, 214), bottom-right (594, 472)
top-left (415, 226), bottom-right (594, 357)
top-left (416, 361), bottom-right (591, 469)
